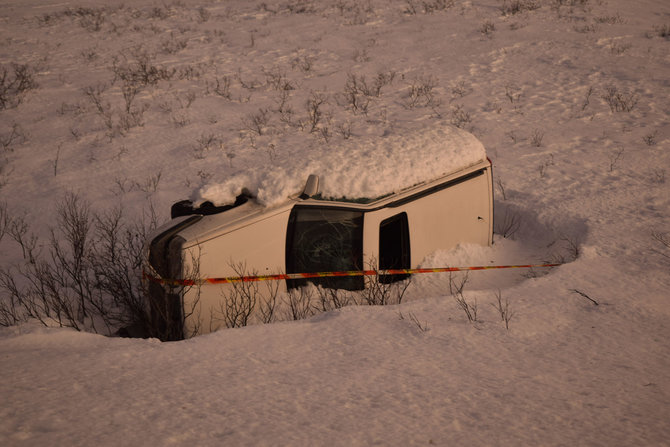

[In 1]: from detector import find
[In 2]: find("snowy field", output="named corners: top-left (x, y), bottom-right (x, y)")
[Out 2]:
top-left (1, 0), bottom-right (669, 445)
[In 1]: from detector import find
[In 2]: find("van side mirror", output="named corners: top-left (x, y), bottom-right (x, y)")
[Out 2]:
top-left (300, 174), bottom-right (319, 199)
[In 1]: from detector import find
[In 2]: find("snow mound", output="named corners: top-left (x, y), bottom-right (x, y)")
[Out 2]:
top-left (194, 123), bottom-right (487, 207)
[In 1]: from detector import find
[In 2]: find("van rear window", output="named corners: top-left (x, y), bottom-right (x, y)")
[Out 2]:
top-left (286, 206), bottom-right (364, 290)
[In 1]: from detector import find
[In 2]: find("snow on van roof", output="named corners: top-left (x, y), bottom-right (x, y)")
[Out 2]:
top-left (194, 123), bottom-right (486, 207)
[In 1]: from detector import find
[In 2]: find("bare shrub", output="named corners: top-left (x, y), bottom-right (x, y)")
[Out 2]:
top-left (450, 272), bottom-right (477, 322)
top-left (292, 54), bottom-right (315, 73)
top-left (337, 121), bottom-right (353, 139)
top-left (574, 24), bottom-right (597, 33)
top-left (422, 0), bottom-right (455, 13)
top-left (214, 266), bottom-right (259, 329)
top-left (83, 83), bottom-right (146, 136)
top-left (405, 0), bottom-right (454, 14)
top-left (538, 153), bottom-right (554, 178)
top-left (595, 13), bottom-right (623, 25)
top-left (545, 236), bottom-right (581, 264)
top-left (495, 208), bottom-right (521, 239)
top-left (495, 177), bottom-right (507, 200)
top-left (64, 7), bottom-right (107, 32)
top-left (403, 75), bottom-right (439, 109)
top-left (450, 80), bottom-right (469, 99)
top-left (242, 108), bottom-right (270, 135)
top-left (0, 63), bottom-right (39, 110)
top-left (1, 123), bottom-right (26, 151)
top-left (450, 104), bottom-right (472, 129)
top-left (398, 311), bottom-right (428, 332)
top-left (0, 202), bottom-right (9, 244)
top-left (652, 230), bottom-right (670, 260)
top-left (643, 131), bottom-right (657, 146)
top-left (160, 32), bottom-right (188, 54)
top-left (0, 195), bottom-right (160, 334)
top-left (652, 24), bottom-right (670, 39)
top-left (210, 76), bottom-right (232, 99)
top-left (306, 91), bottom-right (328, 133)
top-left (359, 273), bottom-right (412, 306)
top-left (257, 281), bottom-right (281, 324)
top-left (112, 51), bottom-right (173, 88)
top-left (314, 286), bottom-right (356, 312)
top-left (283, 286), bottom-right (314, 321)
top-left (194, 133), bottom-right (218, 159)
top-left (601, 85), bottom-right (638, 112)
top-left (286, 0), bottom-right (317, 14)
top-left (197, 6), bottom-right (211, 22)
top-left (263, 66), bottom-right (295, 92)
top-left (608, 146), bottom-right (624, 172)
top-left (340, 74), bottom-right (370, 115)
top-left (504, 83), bottom-right (522, 105)
top-left (82, 84), bottom-right (113, 130)
top-left (580, 86), bottom-right (594, 112)
top-left (500, 0), bottom-right (540, 16)
top-left (480, 20), bottom-right (496, 37)
top-left (491, 289), bottom-right (513, 329)
top-left (335, 0), bottom-right (376, 25)
top-left (530, 128), bottom-right (544, 147)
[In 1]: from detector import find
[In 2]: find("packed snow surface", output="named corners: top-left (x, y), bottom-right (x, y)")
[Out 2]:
top-left (196, 123), bottom-right (487, 206)
top-left (1, 0), bottom-right (670, 446)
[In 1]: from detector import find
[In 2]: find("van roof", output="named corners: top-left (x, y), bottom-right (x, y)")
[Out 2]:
top-left (194, 123), bottom-right (487, 208)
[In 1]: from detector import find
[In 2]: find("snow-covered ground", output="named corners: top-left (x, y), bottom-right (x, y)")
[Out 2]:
top-left (1, 0), bottom-right (669, 445)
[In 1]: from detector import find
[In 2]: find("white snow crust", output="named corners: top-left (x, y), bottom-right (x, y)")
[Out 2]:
top-left (1, 0), bottom-right (669, 445)
top-left (195, 123), bottom-right (486, 206)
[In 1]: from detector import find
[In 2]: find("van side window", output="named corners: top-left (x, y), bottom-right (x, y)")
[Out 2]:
top-left (379, 212), bottom-right (410, 284)
top-left (286, 207), bottom-right (364, 290)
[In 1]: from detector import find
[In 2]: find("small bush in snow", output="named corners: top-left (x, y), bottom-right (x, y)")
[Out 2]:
top-left (500, 0), bottom-right (540, 16)
top-left (63, 6), bottom-right (107, 32)
top-left (450, 104), bottom-right (472, 129)
top-left (213, 264), bottom-right (260, 328)
top-left (360, 273), bottom-right (412, 306)
top-left (480, 20), bottom-right (496, 37)
top-left (0, 123), bottom-right (25, 152)
top-left (0, 63), bottom-right (38, 110)
top-left (608, 146), bottom-right (624, 172)
top-left (450, 272), bottom-right (478, 322)
top-left (495, 208), bottom-right (521, 239)
top-left (601, 85), bottom-right (638, 112)
top-left (398, 311), bottom-right (429, 332)
top-left (652, 24), bottom-right (670, 39)
top-left (594, 13), bottom-right (624, 25)
top-left (403, 75), bottom-right (439, 109)
top-left (160, 32), bottom-right (188, 54)
top-left (315, 286), bottom-right (356, 312)
top-left (0, 195), bottom-right (160, 334)
top-left (283, 286), bottom-right (315, 321)
top-left (491, 289), bottom-right (513, 330)
top-left (652, 231), bottom-right (670, 261)
top-left (306, 91), bottom-right (328, 133)
top-left (530, 128), bottom-right (544, 147)
top-left (242, 108), bottom-right (271, 135)
top-left (111, 51), bottom-right (173, 88)
top-left (642, 131), bottom-right (657, 146)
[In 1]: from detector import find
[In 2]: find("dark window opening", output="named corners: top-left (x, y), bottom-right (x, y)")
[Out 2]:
top-left (379, 213), bottom-right (410, 284)
top-left (286, 207), bottom-right (364, 291)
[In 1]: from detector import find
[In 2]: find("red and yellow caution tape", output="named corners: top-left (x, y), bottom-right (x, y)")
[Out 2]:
top-left (143, 263), bottom-right (561, 287)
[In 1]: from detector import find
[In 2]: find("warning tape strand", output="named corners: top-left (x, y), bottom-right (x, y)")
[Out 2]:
top-left (143, 263), bottom-right (561, 287)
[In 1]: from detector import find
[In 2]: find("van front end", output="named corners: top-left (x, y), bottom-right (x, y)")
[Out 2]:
top-left (144, 215), bottom-right (202, 341)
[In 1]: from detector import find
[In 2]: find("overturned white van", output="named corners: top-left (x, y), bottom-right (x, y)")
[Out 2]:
top-left (144, 125), bottom-right (493, 339)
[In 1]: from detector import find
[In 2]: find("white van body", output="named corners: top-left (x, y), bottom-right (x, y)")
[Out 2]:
top-left (144, 133), bottom-right (493, 339)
